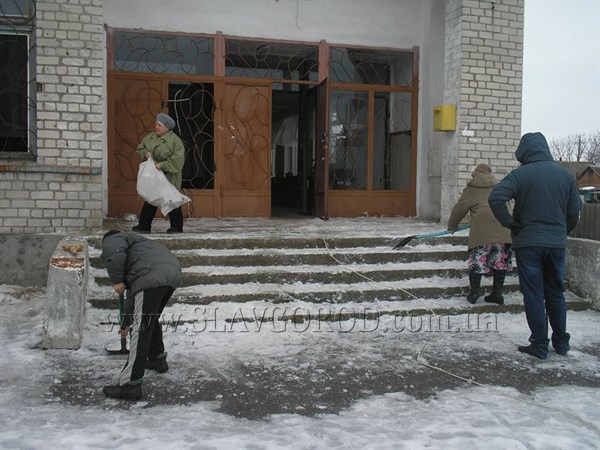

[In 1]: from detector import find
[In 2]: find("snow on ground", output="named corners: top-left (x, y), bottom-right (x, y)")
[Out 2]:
top-left (1, 284), bottom-right (599, 450)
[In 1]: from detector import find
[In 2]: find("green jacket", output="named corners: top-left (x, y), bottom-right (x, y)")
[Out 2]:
top-left (448, 173), bottom-right (512, 250)
top-left (136, 130), bottom-right (185, 189)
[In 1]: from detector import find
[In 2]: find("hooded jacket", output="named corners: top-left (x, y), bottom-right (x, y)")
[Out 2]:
top-left (488, 132), bottom-right (582, 249)
top-left (136, 130), bottom-right (185, 189)
top-left (448, 172), bottom-right (512, 250)
top-left (101, 232), bottom-right (181, 298)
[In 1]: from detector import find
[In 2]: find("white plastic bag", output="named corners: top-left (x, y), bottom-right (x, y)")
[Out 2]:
top-left (136, 157), bottom-right (190, 215)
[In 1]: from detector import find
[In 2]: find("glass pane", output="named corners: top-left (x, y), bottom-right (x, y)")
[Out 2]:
top-left (0, 33), bottom-right (29, 152)
top-left (328, 90), bottom-right (368, 190)
top-left (169, 82), bottom-right (215, 190)
top-left (373, 92), bottom-right (412, 190)
top-left (0, 0), bottom-right (34, 20)
top-left (113, 31), bottom-right (214, 75)
top-left (329, 47), bottom-right (413, 86)
top-left (225, 39), bottom-right (318, 81)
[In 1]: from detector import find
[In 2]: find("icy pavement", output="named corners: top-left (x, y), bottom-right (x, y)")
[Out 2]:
top-left (1, 285), bottom-right (599, 450)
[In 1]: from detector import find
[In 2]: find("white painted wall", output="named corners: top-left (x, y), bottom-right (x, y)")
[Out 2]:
top-left (104, 0), bottom-right (429, 49)
top-left (416, 0), bottom-right (447, 220)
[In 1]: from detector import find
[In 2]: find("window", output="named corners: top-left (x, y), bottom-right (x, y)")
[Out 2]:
top-left (328, 46), bottom-right (415, 192)
top-left (112, 31), bottom-right (214, 75)
top-left (0, 0), bottom-right (36, 157)
top-left (329, 47), bottom-right (413, 86)
top-left (225, 39), bottom-right (318, 81)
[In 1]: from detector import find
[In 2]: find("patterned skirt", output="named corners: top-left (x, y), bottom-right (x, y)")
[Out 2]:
top-left (468, 242), bottom-right (513, 275)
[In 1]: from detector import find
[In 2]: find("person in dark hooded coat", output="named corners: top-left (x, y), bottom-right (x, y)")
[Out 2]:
top-left (488, 132), bottom-right (581, 359)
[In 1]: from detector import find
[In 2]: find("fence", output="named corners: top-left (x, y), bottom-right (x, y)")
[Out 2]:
top-left (571, 203), bottom-right (600, 241)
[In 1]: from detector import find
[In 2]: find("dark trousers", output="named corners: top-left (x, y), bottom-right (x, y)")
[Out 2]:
top-left (138, 201), bottom-right (183, 231)
top-left (515, 246), bottom-right (570, 357)
top-left (119, 286), bottom-right (175, 385)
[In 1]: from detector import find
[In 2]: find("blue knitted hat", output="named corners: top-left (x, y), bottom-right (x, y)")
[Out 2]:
top-left (157, 113), bottom-right (175, 130)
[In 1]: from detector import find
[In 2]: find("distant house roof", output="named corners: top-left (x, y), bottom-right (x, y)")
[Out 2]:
top-left (555, 161), bottom-right (590, 179)
top-left (576, 165), bottom-right (600, 188)
top-left (587, 165), bottom-right (600, 176)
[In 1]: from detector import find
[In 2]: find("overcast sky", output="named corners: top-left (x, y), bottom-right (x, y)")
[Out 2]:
top-left (521, 0), bottom-right (600, 142)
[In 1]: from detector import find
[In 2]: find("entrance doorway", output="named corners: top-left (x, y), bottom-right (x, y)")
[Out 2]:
top-left (271, 84), bottom-right (317, 216)
top-left (107, 29), bottom-right (418, 219)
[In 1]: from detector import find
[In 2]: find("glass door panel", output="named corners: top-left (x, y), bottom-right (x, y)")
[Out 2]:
top-left (328, 90), bottom-right (368, 190)
top-left (168, 82), bottom-right (215, 190)
top-left (373, 92), bottom-right (412, 190)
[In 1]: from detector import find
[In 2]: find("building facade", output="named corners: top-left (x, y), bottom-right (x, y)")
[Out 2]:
top-left (0, 0), bottom-right (524, 233)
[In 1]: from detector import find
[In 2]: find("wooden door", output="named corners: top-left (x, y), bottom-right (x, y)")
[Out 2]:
top-left (219, 84), bottom-right (271, 216)
top-left (108, 76), bottom-right (163, 218)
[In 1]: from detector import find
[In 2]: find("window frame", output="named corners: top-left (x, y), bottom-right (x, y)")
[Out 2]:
top-left (0, 0), bottom-right (37, 159)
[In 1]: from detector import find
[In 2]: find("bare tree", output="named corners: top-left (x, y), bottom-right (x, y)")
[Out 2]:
top-left (587, 132), bottom-right (600, 165)
top-left (550, 131), bottom-right (600, 164)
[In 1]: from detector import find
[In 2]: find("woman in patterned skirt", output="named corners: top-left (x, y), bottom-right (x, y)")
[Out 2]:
top-left (448, 163), bottom-right (513, 304)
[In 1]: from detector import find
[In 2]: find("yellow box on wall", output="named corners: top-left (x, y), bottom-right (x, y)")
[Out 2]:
top-left (433, 104), bottom-right (456, 131)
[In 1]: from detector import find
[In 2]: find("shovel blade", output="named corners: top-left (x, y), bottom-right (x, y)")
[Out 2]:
top-left (392, 235), bottom-right (415, 249)
top-left (105, 347), bottom-right (129, 355)
top-left (105, 336), bottom-right (129, 355)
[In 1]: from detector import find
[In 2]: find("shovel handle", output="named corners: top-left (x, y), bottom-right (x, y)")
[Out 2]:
top-left (120, 335), bottom-right (128, 352)
top-left (119, 292), bottom-right (129, 353)
top-left (118, 292), bottom-right (125, 325)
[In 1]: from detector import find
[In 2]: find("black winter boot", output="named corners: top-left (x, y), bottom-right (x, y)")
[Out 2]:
top-left (484, 270), bottom-right (506, 305)
top-left (467, 274), bottom-right (481, 304)
top-left (146, 357), bottom-right (169, 373)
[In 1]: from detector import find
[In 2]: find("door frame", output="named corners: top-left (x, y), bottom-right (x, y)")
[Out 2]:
top-left (314, 78), bottom-right (330, 219)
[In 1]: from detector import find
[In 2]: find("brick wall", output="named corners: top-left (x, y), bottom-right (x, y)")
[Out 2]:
top-left (0, 0), bottom-right (104, 233)
top-left (441, 0), bottom-right (524, 222)
top-left (0, 0), bottom-right (525, 232)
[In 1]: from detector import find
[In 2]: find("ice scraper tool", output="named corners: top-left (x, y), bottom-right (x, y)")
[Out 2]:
top-left (392, 224), bottom-right (470, 249)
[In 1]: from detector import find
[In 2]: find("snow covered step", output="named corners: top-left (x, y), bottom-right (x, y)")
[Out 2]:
top-left (87, 275), bottom-right (522, 309)
top-left (87, 235), bottom-right (468, 251)
top-left (88, 291), bottom-right (591, 329)
top-left (93, 265), bottom-right (471, 288)
top-left (87, 236), bottom-right (394, 252)
top-left (89, 247), bottom-right (469, 272)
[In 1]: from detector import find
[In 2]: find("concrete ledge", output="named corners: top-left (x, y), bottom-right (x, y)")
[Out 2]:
top-left (0, 234), bottom-right (64, 286)
top-left (566, 237), bottom-right (600, 310)
top-left (42, 238), bottom-right (89, 349)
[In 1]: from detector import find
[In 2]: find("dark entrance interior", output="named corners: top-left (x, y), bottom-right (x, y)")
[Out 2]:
top-left (271, 84), bottom-right (316, 216)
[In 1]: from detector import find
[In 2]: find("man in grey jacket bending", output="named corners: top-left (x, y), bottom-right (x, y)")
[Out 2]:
top-left (101, 230), bottom-right (181, 400)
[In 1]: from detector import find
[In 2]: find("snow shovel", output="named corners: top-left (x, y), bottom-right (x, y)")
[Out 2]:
top-left (105, 292), bottom-right (129, 355)
top-left (392, 224), bottom-right (470, 249)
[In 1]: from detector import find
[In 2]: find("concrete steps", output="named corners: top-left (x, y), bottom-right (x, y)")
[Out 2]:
top-left (85, 234), bottom-right (590, 320)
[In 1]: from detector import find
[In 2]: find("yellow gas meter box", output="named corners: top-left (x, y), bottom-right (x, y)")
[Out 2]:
top-left (433, 104), bottom-right (456, 131)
